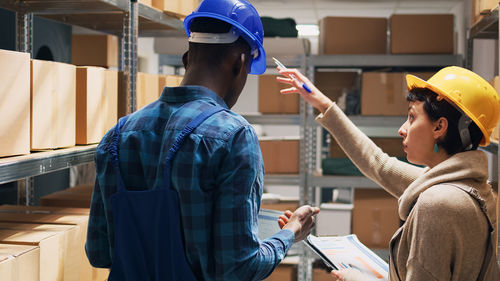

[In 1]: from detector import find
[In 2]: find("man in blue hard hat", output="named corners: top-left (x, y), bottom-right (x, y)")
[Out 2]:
top-left (86, 0), bottom-right (319, 280)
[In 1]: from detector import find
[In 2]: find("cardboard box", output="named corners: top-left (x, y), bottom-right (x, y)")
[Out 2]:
top-left (330, 137), bottom-right (405, 158)
top-left (261, 199), bottom-right (299, 212)
top-left (179, 0), bottom-right (199, 16)
top-left (258, 75), bottom-right (299, 114)
top-left (0, 227), bottom-right (67, 281)
top-left (104, 69), bottom-right (118, 135)
top-left (352, 188), bottom-right (400, 249)
top-left (263, 262), bottom-right (297, 281)
top-left (72, 34), bottom-right (118, 68)
top-left (76, 66), bottom-right (106, 144)
top-left (40, 184), bottom-right (93, 208)
top-left (117, 71), bottom-right (127, 118)
top-left (40, 192), bottom-right (92, 208)
top-left (315, 71), bottom-right (358, 102)
top-left (361, 72), bottom-right (435, 116)
top-left (316, 203), bottom-right (353, 236)
top-left (479, 0), bottom-right (499, 14)
top-left (259, 138), bottom-right (299, 174)
top-left (0, 206), bottom-right (108, 281)
top-left (0, 243), bottom-right (38, 281)
top-left (137, 72), bottom-right (160, 110)
top-left (0, 49), bottom-right (30, 157)
top-left (31, 60), bottom-right (76, 150)
top-left (319, 17), bottom-right (387, 55)
top-left (390, 14), bottom-right (454, 54)
top-left (158, 74), bottom-right (183, 91)
top-left (0, 222), bottom-right (80, 281)
top-left (139, 0), bottom-right (152, 7)
top-left (263, 37), bottom-right (311, 56)
top-left (313, 268), bottom-right (333, 281)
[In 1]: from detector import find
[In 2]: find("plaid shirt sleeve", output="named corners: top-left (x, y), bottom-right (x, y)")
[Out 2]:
top-left (85, 131), bottom-right (115, 268)
top-left (212, 126), bottom-right (295, 280)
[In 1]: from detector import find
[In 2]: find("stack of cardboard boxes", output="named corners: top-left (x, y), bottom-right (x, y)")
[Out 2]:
top-left (0, 204), bottom-right (108, 281)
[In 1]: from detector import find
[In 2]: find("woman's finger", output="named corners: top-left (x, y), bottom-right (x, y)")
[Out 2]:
top-left (276, 76), bottom-right (294, 85)
top-left (280, 87), bottom-right (299, 95)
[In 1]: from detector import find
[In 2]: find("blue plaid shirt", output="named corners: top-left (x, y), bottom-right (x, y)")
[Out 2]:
top-left (86, 86), bottom-right (294, 280)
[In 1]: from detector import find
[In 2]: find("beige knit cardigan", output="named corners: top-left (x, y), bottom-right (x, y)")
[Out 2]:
top-left (316, 103), bottom-right (498, 281)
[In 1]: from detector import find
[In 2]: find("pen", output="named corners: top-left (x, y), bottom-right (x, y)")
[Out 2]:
top-left (273, 57), bottom-right (312, 93)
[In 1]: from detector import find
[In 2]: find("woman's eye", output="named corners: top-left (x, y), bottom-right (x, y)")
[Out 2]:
top-left (408, 114), bottom-right (414, 122)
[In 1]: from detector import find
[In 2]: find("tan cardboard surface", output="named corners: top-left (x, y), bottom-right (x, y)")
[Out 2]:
top-left (353, 188), bottom-right (400, 249)
top-left (0, 207), bottom-right (108, 281)
top-left (258, 75), bottom-right (299, 114)
top-left (259, 139), bottom-right (299, 174)
top-left (390, 14), bottom-right (454, 54)
top-left (0, 204), bottom-right (90, 215)
top-left (72, 34), bottom-right (118, 68)
top-left (56, 62), bottom-right (77, 148)
top-left (0, 222), bottom-right (80, 281)
top-left (31, 60), bottom-right (56, 150)
top-left (0, 243), bottom-right (39, 281)
top-left (76, 67), bottom-right (105, 144)
top-left (104, 69), bottom-right (118, 135)
top-left (0, 49), bottom-right (30, 157)
top-left (319, 17), bottom-right (387, 55)
top-left (0, 228), bottom-right (64, 281)
top-left (263, 263), bottom-right (297, 281)
top-left (40, 192), bottom-right (92, 208)
top-left (361, 71), bottom-right (435, 116)
top-left (31, 60), bottom-right (76, 150)
top-left (137, 72), bottom-right (160, 110)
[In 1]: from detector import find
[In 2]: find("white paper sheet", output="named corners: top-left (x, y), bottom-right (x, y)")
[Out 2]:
top-left (306, 234), bottom-right (389, 281)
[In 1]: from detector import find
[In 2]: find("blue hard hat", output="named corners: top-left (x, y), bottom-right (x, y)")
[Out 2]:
top-left (184, 0), bottom-right (266, 75)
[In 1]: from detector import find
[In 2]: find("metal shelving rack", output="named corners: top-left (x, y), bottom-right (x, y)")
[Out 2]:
top-left (299, 53), bottom-right (465, 281)
top-left (466, 5), bottom-right (500, 262)
top-left (0, 0), bottom-right (184, 205)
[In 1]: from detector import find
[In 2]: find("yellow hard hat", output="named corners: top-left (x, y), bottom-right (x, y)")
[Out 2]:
top-left (406, 66), bottom-right (500, 146)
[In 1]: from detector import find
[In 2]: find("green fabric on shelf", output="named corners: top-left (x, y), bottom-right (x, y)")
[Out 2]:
top-left (322, 157), bottom-right (415, 176)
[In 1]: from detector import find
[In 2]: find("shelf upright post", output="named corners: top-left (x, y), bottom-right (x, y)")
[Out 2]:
top-left (15, 3), bottom-right (34, 205)
top-left (15, 8), bottom-right (33, 56)
top-left (123, 0), bottom-right (139, 114)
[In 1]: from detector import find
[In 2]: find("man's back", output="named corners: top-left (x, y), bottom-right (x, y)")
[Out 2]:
top-left (87, 85), bottom-right (295, 280)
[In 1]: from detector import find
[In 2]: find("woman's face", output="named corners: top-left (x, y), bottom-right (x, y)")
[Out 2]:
top-left (398, 101), bottom-right (436, 166)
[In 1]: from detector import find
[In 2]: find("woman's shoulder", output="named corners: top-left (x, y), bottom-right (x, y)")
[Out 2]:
top-left (416, 184), bottom-right (477, 215)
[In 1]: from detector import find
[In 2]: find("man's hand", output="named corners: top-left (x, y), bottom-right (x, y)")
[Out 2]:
top-left (277, 205), bottom-right (320, 242)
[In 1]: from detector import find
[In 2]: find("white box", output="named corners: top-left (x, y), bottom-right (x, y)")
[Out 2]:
top-left (316, 203), bottom-right (353, 236)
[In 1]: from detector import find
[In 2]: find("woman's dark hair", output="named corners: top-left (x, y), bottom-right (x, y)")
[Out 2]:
top-left (407, 88), bottom-right (483, 155)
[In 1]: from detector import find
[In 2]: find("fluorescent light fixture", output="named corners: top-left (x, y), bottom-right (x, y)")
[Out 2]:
top-left (297, 24), bottom-right (319, 37)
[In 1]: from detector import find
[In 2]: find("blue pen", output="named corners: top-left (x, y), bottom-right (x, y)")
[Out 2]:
top-left (273, 57), bottom-right (312, 93)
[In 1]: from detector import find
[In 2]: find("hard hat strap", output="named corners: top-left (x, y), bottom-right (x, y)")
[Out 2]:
top-left (188, 27), bottom-right (239, 44)
top-left (458, 113), bottom-right (473, 150)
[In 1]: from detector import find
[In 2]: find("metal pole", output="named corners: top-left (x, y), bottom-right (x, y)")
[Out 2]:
top-left (16, 11), bottom-right (33, 55)
top-left (123, 0), bottom-right (138, 114)
top-left (24, 177), bottom-right (34, 206)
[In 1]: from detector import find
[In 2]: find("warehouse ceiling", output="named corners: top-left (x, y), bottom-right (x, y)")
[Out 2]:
top-left (251, 0), bottom-right (466, 24)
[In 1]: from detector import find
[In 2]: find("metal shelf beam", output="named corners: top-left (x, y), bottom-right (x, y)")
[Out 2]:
top-left (309, 54), bottom-right (463, 68)
top-left (0, 0), bottom-right (183, 36)
top-left (159, 54), bottom-right (306, 68)
top-left (242, 114), bottom-right (300, 125)
top-left (0, 145), bottom-right (97, 185)
top-left (264, 174), bottom-right (300, 186)
top-left (469, 8), bottom-right (499, 39)
top-left (311, 175), bottom-right (379, 188)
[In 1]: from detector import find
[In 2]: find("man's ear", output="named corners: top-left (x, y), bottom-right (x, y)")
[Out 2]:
top-left (182, 51), bottom-right (189, 70)
top-left (232, 53), bottom-right (246, 76)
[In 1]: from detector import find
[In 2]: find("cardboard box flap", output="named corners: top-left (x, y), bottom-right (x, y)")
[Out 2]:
top-left (0, 205), bottom-right (90, 215)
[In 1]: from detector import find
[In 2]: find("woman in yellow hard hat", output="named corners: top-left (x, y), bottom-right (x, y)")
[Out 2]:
top-left (276, 66), bottom-right (500, 281)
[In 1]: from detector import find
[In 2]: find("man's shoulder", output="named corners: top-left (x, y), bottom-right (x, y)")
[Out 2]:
top-left (197, 110), bottom-right (254, 141)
